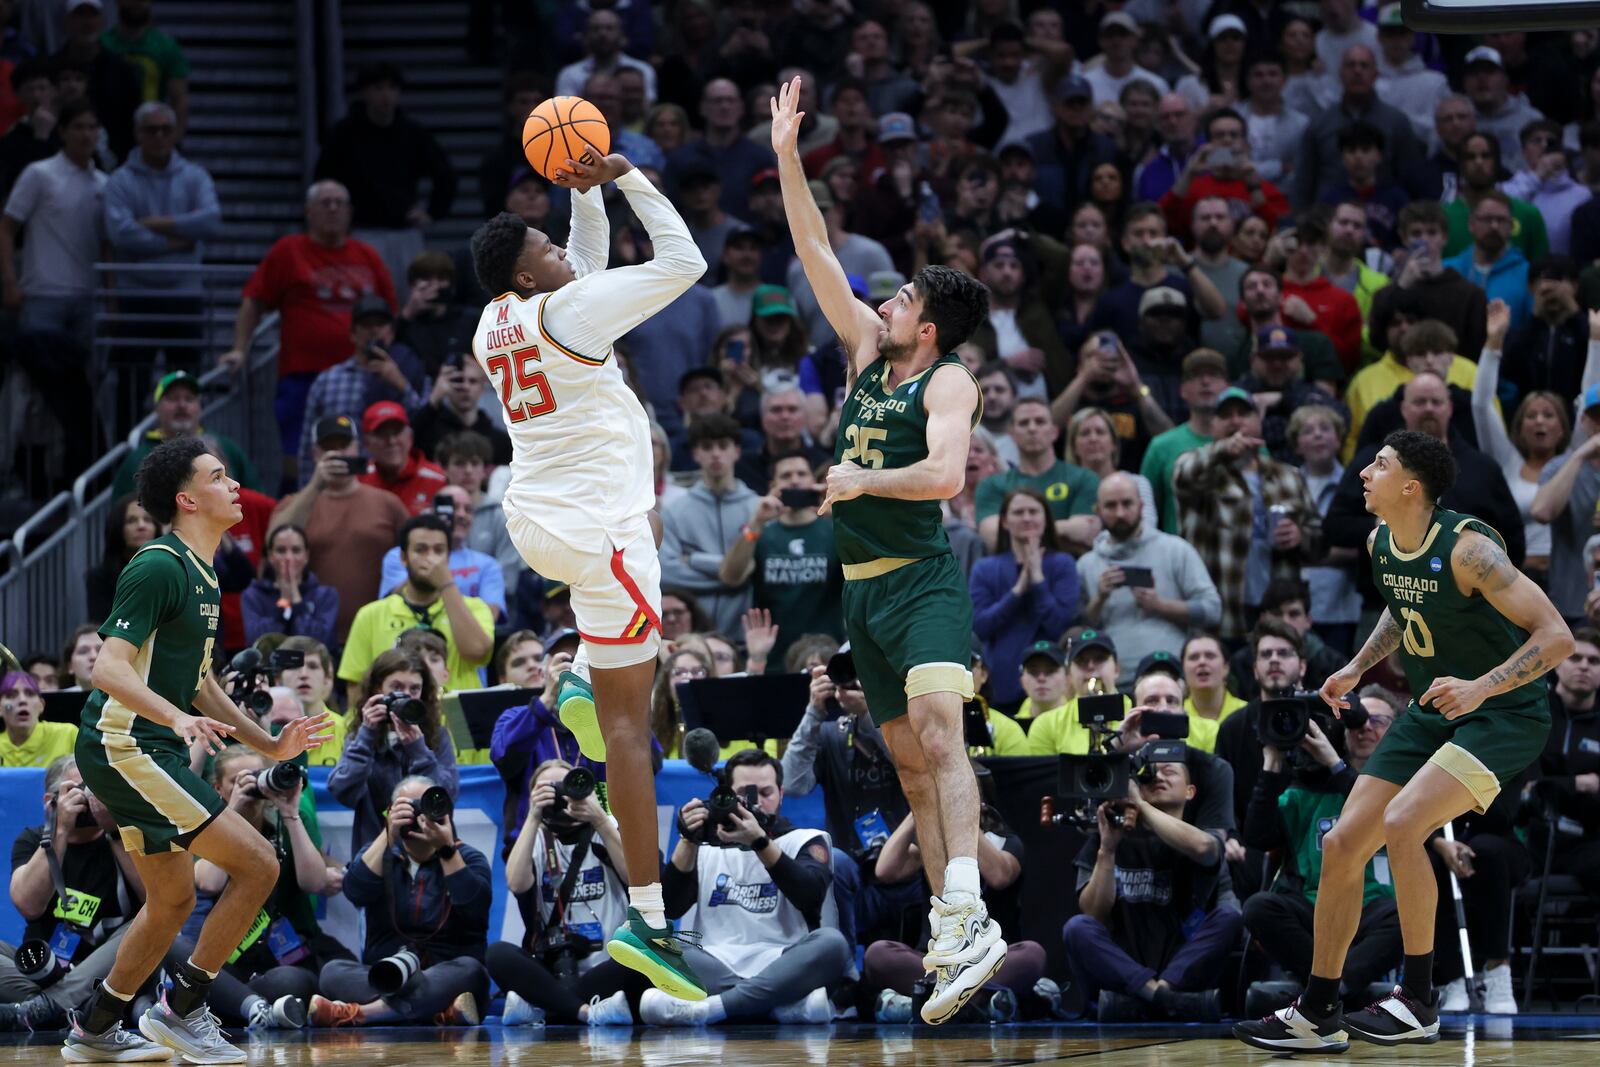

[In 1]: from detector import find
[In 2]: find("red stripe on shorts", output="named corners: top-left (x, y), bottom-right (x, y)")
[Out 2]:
top-left (578, 548), bottom-right (661, 645)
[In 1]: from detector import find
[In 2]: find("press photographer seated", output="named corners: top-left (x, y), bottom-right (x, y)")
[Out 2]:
top-left (173, 747), bottom-right (352, 1030)
top-left (312, 776), bottom-right (490, 1027)
top-left (1106, 664), bottom-right (1238, 835)
top-left (1240, 686), bottom-right (1401, 1009)
top-left (1063, 745), bottom-right (1240, 1022)
top-left (485, 759), bottom-right (645, 1027)
top-left (327, 649), bottom-right (459, 850)
top-left (648, 750), bottom-right (850, 1026)
top-left (0, 756), bottom-right (138, 1032)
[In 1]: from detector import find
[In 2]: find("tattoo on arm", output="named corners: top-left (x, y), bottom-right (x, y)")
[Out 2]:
top-left (1458, 534), bottom-right (1517, 595)
top-left (1349, 611), bottom-right (1402, 673)
top-left (1482, 643), bottom-right (1549, 692)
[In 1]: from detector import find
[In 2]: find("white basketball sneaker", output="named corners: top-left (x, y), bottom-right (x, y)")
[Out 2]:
top-left (920, 895), bottom-right (1007, 1025)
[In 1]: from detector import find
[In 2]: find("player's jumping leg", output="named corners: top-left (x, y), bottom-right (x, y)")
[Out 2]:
top-left (594, 653), bottom-right (708, 1001)
top-left (1234, 774), bottom-right (1397, 1053)
top-left (1342, 762), bottom-right (1476, 1046)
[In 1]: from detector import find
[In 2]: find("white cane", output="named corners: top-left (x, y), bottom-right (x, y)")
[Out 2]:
top-left (1442, 822), bottom-right (1483, 1012)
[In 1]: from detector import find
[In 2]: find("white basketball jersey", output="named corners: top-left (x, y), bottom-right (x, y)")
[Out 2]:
top-left (693, 827), bottom-right (831, 978)
top-left (526, 822), bottom-right (628, 975)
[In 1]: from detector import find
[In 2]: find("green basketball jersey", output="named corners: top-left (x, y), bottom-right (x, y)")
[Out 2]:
top-left (83, 533), bottom-right (222, 749)
top-left (833, 354), bottom-right (979, 566)
top-left (1371, 508), bottom-right (1545, 712)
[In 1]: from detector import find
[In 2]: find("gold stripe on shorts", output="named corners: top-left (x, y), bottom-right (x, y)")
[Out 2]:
top-left (906, 662), bottom-right (975, 701)
top-left (102, 727), bottom-right (212, 833)
top-left (1429, 741), bottom-right (1500, 814)
top-left (842, 557), bottom-right (917, 581)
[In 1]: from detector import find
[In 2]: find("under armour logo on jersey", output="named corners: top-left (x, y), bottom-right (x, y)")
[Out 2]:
top-left (115, 619), bottom-right (130, 629)
top-left (1378, 556), bottom-right (1388, 565)
top-left (496, 304), bottom-right (509, 325)
top-left (195, 585), bottom-right (204, 595)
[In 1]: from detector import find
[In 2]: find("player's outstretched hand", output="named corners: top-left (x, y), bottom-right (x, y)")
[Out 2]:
top-left (1318, 667), bottom-right (1360, 715)
top-left (172, 714), bottom-right (235, 756)
top-left (269, 710), bottom-right (336, 760)
top-left (554, 145), bottom-right (632, 193)
top-left (1419, 675), bottom-right (1487, 720)
top-left (818, 460), bottom-right (869, 515)
top-left (770, 75), bottom-right (805, 158)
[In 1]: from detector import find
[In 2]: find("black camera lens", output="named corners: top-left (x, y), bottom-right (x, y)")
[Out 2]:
top-left (244, 688), bottom-right (273, 715)
top-left (560, 767), bottom-right (596, 801)
top-left (386, 695), bottom-right (427, 726)
top-left (258, 762), bottom-right (306, 796)
top-left (1082, 761), bottom-right (1115, 795)
top-left (417, 785), bottom-right (453, 823)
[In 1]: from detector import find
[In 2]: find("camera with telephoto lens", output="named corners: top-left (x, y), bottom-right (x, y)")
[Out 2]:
top-left (551, 766), bottom-right (596, 813)
top-left (1257, 691), bottom-right (1362, 749)
top-left (400, 785), bottom-right (453, 837)
top-left (14, 939), bottom-right (70, 988)
top-left (369, 947), bottom-right (421, 995)
top-left (377, 691), bottom-right (428, 726)
top-left (230, 647), bottom-right (306, 715)
top-left (255, 762), bottom-right (307, 799)
top-left (823, 645), bottom-right (856, 716)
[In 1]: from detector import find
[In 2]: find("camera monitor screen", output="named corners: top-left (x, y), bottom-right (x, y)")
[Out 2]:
top-left (1402, 0), bottom-right (1600, 30)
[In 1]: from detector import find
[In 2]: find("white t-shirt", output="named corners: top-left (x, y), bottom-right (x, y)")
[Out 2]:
top-left (3, 152), bottom-right (106, 298)
top-left (1315, 21), bottom-right (1379, 75)
top-left (690, 827), bottom-right (830, 978)
top-left (1085, 64), bottom-right (1169, 106)
top-left (525, 821), bottom-right (629, 974)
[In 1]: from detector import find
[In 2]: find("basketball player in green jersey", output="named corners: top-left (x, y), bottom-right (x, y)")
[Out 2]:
top-left (771, 77), bottom-right (1006, 1024)
top-left (66, 438), bottom-right (332, 1064)
top-left (1236, 430), bottom-right (1572, 1054)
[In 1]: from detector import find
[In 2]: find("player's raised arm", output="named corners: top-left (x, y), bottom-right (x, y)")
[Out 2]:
top-left (771, 76), bottom-right (882, 367)
top-left (1420, 531), bottom-right (1575, 718)
top-left (561, 157), bottom-right (612, 279)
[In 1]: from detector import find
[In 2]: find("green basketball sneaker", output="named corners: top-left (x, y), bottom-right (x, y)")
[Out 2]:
top-left (557, 670), bottom-right (605, 761)
top-left (606, 907), bottom-right (707, 1002)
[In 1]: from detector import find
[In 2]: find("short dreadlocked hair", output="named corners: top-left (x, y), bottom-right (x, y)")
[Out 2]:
top-left (470, 212), bottom-right (531, 298)
top-left (136, 437), bottom-right (212, 526)
top-left (911, 265), bottom-right (990, 352)
top-left (1383, 429), bottom-right (1457, 503)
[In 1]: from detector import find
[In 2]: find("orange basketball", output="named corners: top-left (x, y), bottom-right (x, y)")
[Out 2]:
top-left (522, 96), bottom-right (612, 181)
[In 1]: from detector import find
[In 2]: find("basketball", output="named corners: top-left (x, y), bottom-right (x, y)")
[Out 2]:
top-left (522, 96), bottom-right (611, 181)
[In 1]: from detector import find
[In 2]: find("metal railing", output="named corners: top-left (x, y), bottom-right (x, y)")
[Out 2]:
top-left (296, 0), bottom-right (322, 181)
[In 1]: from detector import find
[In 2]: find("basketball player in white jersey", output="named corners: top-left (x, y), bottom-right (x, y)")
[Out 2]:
top-left (469, 146), bottom-right (709, 1000)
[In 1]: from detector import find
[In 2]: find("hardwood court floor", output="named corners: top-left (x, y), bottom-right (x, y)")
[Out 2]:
top-left (6, 1017), bottom-right (1598, 1065)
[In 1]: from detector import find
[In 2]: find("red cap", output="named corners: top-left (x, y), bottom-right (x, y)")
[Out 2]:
top-left (751, 168), bottom-right (780, 189)
top-left (362, 400), bottom-right (409, 433)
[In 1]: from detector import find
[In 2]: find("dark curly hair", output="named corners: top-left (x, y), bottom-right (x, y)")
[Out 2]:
top-left (912, 264), bottom-right (989, 352)
top-left (136, 437), bottom-right (211, 526)
top-left (469, 211), bottom-right (530, 298)
top-left (1384, 429), bottom-right (1457, 503)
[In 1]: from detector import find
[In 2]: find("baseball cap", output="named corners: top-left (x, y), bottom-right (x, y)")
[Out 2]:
top-left (1376, 3), bottom-right (1409, 30)
top-left (1022, 640), bottom-right (1066, 669)
top-left (1182, 348), bottom-right (1228, 379)
top-left (1135, 651), bottom-right (1183, 681)
top-left (545, 626), bottom-right (581, 654)
top-left (678, 366), bottom-right (724, 393)
top-left (1257, 326), bottom-right (1299, 353)
top-left (1464, 46), bottom-right (1505, 70)
top-left (1215, 385), bottom-right (1256, 412)
top-left (153, 370), bottom-right (201, 403)
top-left (877, 112), bottom-right (916, 144)
top-left (1583, 384), bottom-right (1600, 414)
top-left (1, 670), bottom-right (39, 695)
top-left (351, 293), bottom-right (393, 324)
top-left (808, 178), bottom-right (835, 212)
top-left (1052, 73), bottom-right (1093, 102)
top-left (313, 414), bottom-right (357, 445)
top-left (1068, 629), bottom-right (1118, 662)
top-left (1139, 286), bottom-right (1188, 316)
top-left (1208, 14), bottom-right (1246, 38)
top-left (361, 400), bottom-right (409, 434)
top-left (752, 283), bottom-right (798, 318)
top-left (1100, 11), bottom-right (1139, 35)
top-left (868, 269), bottom-right (906, 302)
top-left (982, 237), bottom-right (1025, 265)
top-left (751, 167), bottom-right (781, 190)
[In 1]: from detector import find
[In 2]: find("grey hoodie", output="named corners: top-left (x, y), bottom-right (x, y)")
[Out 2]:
top-left (660, 478), bottom-right (760, 637)
top-left (103, 149), bottom-right (222, 289)
top-left (1078, 525), bottom-right (1223, 686)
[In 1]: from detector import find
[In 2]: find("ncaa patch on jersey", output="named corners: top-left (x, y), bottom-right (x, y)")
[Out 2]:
top-left (1429, 557), bottom-right (1442, 573)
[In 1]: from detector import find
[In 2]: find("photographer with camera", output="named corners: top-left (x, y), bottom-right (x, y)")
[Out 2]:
top-left (1240, 685), bottom-right (1401, 1011)
top-left (1026, 631), bottom-right (1132, 755)
top-left (646, 750), bottom-right (849, 1026)
top-left (782, 645), bottom-right (924, 955)
top-left (0, 756), bottom-right (141, 1031)
top-left (312, 775), bottom-right (490, 1027)
top-left (1063, 745), bottom-right (1240, 1022)
top-left (1108, 664), bottom-right (1239, 837)
top-left (1215, 619), bottom-right (1317, 827)
top-left (328, 649), bottom-right (459, 851)
top-left (485, 759), bottom-right (643, 1027)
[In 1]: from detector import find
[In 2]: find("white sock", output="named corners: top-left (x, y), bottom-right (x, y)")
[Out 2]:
top-left (630, 882), bottom-right (666, 928)
top-left (944, 856), bottom-right (980, 901)
top-left (571, 643), bottom-right (592, 684)
top-left (700, 994), bottom-right (726, 1024)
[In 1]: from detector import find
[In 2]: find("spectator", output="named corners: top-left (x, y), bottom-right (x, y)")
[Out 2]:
top-left (1161, 108), bottom-right (1290, 244)
top-left (1174, 14), bottom-right (1248, 116)
top-left (1366, 201), bottom-right (1487, 378)
top-left (1290, 405), bottom-right (1363, 656)
top-left (1530, 389), bottom-right (1600, 626)
top-left (269, 414), bottom-right (410, 642)
top-left (1372, 4), bottom-right (1447, 146)
top-left (489, 646), bottom-right (608, 834)
top-left (1063, 746), bottom-right (1238, 1022)
top-left (1050, 331), bottom-right (1175, 475)
top-left (1179, 633), bottom-right (1247, 755)
top-left (23, 656), bottom-right (59, 693)
top-left (1025, 631), bottom-right (1130, 753)
top-left (275, 636), bottom-right (347, 766)
top-left (101, 100), bottom-right (219, 419)
top-left (1224, 578), bottom-right (1347, 701)
top-left (0, 756), bottom-right (137, 1031)
top-left (1461, 45), bottom-right (1543, 171)
top-left (475, 71), bottom-right (547, 219)
top-left (394, 250), bottom-right (480, 378)
top-left (241, 524), bottom-right (339, 649)
top-left (356, 400), bottom-right (447, 515)
top-left (1134, 93), bottom-right (1197, 204)
top-left (1444, 190), bottom-right (1533, 331)
top-left (1314, 0), bottom-right (1378, 73)
top-left (798, 79), bottom-right (883, 183)
top-left (1054, 239), bottom-right (1115, 359)
top-left (379, 483), bottom-right (505, 619)
top-left (100, 0), bottom-right (189, 134)
top-left (297, 295), bottom-right (428, 484)
top-left (731, 388), bottom-right (830, 495)
top-left (1079, 472), bottom-right (1222, 689)
top-left (849, 18), bottom-right (920, 117)
top-left (1504, 256), bottom-right (1594, 404)
top-left (1240, 686), bottom-right (1401, 1009)
top-left (975, 398), bottom-right (1101, 553)
top-left (1086, 11), bottom-right (1168, 105)
top-left (1024, 73), bottom-right (1119, 211)
top-left (1231, 213), bottom-right (1270, 263)
top-left (110, 371), bottom-right (259, 499)
top-left (555, 8), bottom-right (655, 103)
top-left (52, 0), bottom-right (138, 160)
top-left (1319, 203), bottom-right (1391, 345)
top-left (311, 776), bottom-right (489, 1026)
top-left (978, 22), bottom-right (1065, 148)
top-left (647, 750), bottom-right (848, 1027)
top-left (1173, 387), bottom-right (1321, 641)
top-left (1236, 327), bottom-right (1348, 462)
top-left (1141, 348), bottom-right (1229, 534)
top-left (969, 233), bottom-right (1070, 398)
top-left (227, 180), bottom-right (395, 481)
top-left (618, 267), bottom-right (719, 445)
top-left (339, 514), bottom-right (493, 700)
top-left (85, 493), bottom-right (156, 622)
top-left (745, 66), bottom-right (837, 159)
top-left (1404, 94), bottom-right (1477, 201)
top-left (0, 669), bottom-right (75, 766)
top-left (1190, 197), bottom-right (1251, 354)
top-left (667, 77), bottom-right (775, 221)
top-left (719, 455), bottom-right (842, 673)
top-left (57, 624), bottom-right (101, 691)
top-left (1099, 203), bottom-right (1227, 344)
top-left (1213, 619), bottom-right (1313, 821)
top-left (415, 356), bottom-right (510, 467)
top-left (313, 61), bottom-right (456, 290)
top-left (1528, 627), bottom-right (1600, 894)
top-left (1064, 406), bottom-right (1159, 532)
top-left (1270, 215), bottom-right (1363, 373)
top-left (1242, 54), bottom-right (1308, 188)
top-left (1323, 129), bottom-right (1408, 254)
top-left (485, 758), bottom-right (644, 1027)
top-left (1442, 132), bottom-right (1548, 263)
top-left (973, 362), bottom-right (1021, 467)
top-left (659, 413), bottom-right (760, 638)
top-left (784, 181), bottom-right (893, 349)
top-left (435, 431), bottom-right (520, 581)
top-left (1504, 120), bottom-right (1588, 257)
top-left (1293, 45), bottom-right (1421, 208)
top-left (0, 58), bottom-right (58, 194)
top-left (709, 228), bottom-right (763, 328)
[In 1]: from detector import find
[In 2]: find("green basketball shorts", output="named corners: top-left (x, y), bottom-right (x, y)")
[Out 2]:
top-left (1360, 699), bottom-right (1550, 813)
top-left (840, 553), bottom-right (975, 727)
top-left (76, 727), bottom-right (225, 856)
